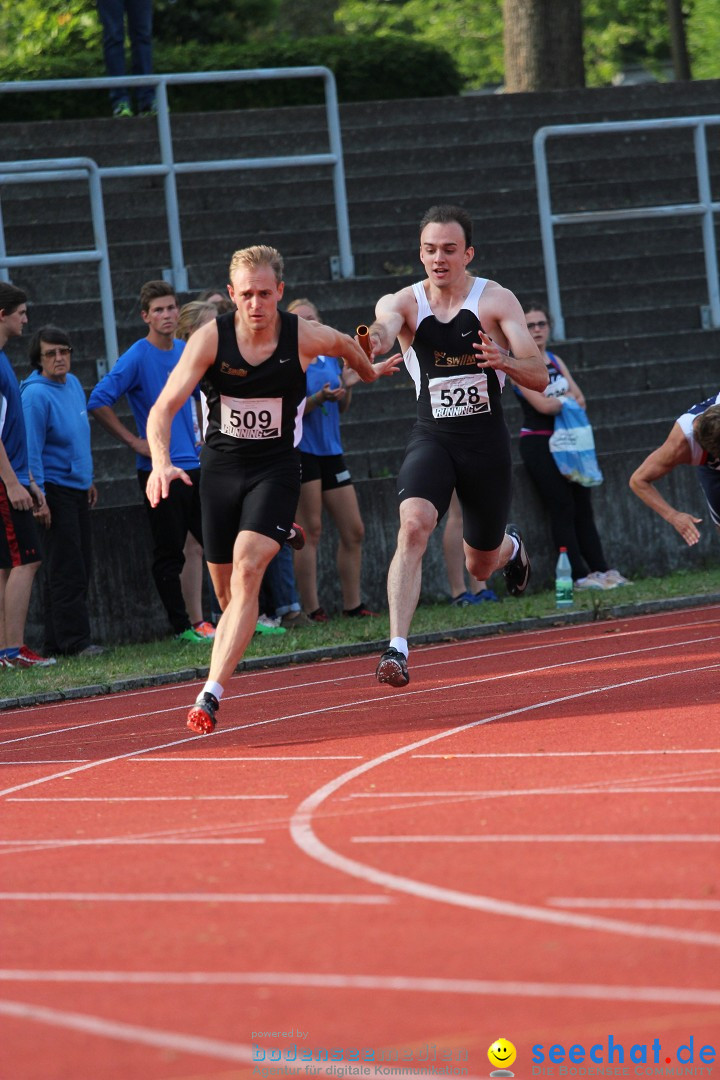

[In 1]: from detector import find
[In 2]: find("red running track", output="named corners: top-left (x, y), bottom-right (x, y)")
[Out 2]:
top-left (0, 605), bottom-right (718, 1080)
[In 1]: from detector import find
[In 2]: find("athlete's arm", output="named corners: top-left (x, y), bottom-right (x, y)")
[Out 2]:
top-left (473, 287), bottom-right (548, 392)
top-left (366, 289), bottom-right (414, 359)
top-left (145, 320), bottom-right (216, 505)
top-left (629, 423), bottom-right (701, 545)
top-left (298, 320), bottom-right (401, 383)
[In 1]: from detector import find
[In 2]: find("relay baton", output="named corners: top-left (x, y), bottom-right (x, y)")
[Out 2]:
top-left (356, 325), bottom-right (372, 357)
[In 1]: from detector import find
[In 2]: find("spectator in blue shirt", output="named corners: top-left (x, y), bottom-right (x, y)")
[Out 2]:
top-left (0, 283), bottom-right (54, 669)
top-left (88, 280), bottom-right (209, 643)
top-left (20, 325), bottom-right (103, 658)
top-left (287, 298), bottom-right (378, 621)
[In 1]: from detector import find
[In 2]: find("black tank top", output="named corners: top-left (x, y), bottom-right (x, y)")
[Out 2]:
top-left (406, 279), bottom-right (506, 436)
top-left (202, 309), bottom-right (306, 459)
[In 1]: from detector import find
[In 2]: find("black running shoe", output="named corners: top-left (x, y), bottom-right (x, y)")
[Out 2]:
top-left (375, 647), bottom-right (409, 687)
top-left (503, 523), bottom-right (531, 596)
top-left (187, 692), bottom-right (219, 734)
top-left (286, 523), bottom-right (305, 550)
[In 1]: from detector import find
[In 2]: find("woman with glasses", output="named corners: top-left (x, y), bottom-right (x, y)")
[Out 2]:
top-left (513, 300), bottom-right (629, 590)
top-left (20, 326), bottom-right (103, 656)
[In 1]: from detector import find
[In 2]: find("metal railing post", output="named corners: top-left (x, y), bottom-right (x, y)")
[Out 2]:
top-left (0, 196), bottom-right (9, 284)
top-left (693, 121), bottom-right (720, 329)
top-left (86, 159), bottom-right (119, 368)
top-left (154, 79), bottom-right (188, 292)
top-left (323, 70), bottom-right (354, 279)
top-left (533, 129), bottom-right (566, 341)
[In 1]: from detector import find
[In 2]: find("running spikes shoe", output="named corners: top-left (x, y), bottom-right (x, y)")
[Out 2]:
top-left (342, 603), bottom-right (379, 617)
top-left (187, 692), bottom-right (219, 735)
top-left (502, 524), bottom-right (531, 597)
top-left (14, 645), bottom-right (56, 667)
top-left (286, 523), bottom-right (305, 550)
top-left (375, 647), bottom-right (409, 687)
top-left (308, 607), bottom-right (329, 622)
top-left (192, 620), bottom-right (216, 639)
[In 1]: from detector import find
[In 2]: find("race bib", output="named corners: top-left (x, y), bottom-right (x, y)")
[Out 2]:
top-left (428, 373), bottom-right (490, 419)
top-left (219, 394), bottom-right (282, 440)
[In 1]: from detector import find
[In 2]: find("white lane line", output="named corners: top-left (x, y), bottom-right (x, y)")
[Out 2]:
top-left (3, 623), bottom-right (719, 749)
top-left (549, 898), bottom-right (720, 910)
top-left (0, 971), bottom-right (719, 1006)
top-left (0, 999), bottom-right (256, 1064)
top-left (0, 838), bottom-right (264, 847)
top-left (6, 795), bottom-right (288, 802)
top-left (351, 834), bottom-right (720, 843)
top-left (131, 756), bottom-right (365, 761)
top-left (0, 892), bottom-right (390, 904)
top-left (343, 786), bottom-right (720, 799)
top-left (290, 660), bottom-right (720, 948)
top-left (414, 749), bottom-right (720, 757)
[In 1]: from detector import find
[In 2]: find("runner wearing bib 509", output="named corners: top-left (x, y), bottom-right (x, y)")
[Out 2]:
top-left (144, 244), bottom-right (403, 735)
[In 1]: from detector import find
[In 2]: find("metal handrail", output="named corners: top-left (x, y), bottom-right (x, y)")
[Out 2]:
top-left (533, 115), bottom-right (720, 341)
top-left (0, 67), bottom-right (354, 294)
top-left (0, 157), bottom-right (118, 369)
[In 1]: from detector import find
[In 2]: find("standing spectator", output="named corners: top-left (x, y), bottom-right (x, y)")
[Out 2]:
top-left (0, 284), bottom-right (54, 668)
top-left (88, 280), bottom-right (212, 643)
top-left (97, 0), bottom-right (155, 118)
top-left (443, 491), bottom-right (499, 604)
top-left (20, 326), bottom-right (104, 657)
top-left (514, 300), bottom-right (629, 590)
top-left (287, 298), bottom-right (378, 621)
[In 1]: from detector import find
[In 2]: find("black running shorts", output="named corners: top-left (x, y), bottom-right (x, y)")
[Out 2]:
top-left (300, 451), bottom-right (352, 491)
top-left (199, 444), bottom-right (302, 564)
top-left (0, 482), bottom-right (41, 569)
top-left (396, 422), bottom-right (512, 552)
top-left (698, 464), bottom-right (720, 528)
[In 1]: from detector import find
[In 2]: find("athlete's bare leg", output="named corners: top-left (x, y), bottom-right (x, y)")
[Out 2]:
top-left (205, 531), bottom-right (279, 688)
top-left (464, 533), bottom-right (514, 582)
top-left (387, 497), bottom-right (438, 640)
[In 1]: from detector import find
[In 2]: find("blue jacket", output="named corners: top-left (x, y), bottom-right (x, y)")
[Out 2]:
top-left (19, 370), bottom-right (93, 491)
top-left (87, 337), bottom-right (199, 472)
top-left (0, 349), bottom-right (30, 485)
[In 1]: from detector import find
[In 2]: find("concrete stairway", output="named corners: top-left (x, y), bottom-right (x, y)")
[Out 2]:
top-left (2, 77), bottom-right (719, 638)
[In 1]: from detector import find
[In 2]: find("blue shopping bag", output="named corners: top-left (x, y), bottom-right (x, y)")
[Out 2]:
top-left (548, 398), bottom-right (604, 487)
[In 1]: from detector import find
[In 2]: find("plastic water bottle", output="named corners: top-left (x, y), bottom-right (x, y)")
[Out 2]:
top-left (555, 547), bottom-right (573, 608)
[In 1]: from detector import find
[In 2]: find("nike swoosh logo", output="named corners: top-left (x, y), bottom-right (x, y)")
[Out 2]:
top-left (279, 357), bottom-right (292, 364)
top-left (461, 330), bottom-right (473, 337)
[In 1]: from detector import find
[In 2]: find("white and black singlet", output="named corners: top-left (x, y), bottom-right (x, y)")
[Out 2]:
top-left (199, 310), bottom-right (307, 562)
top-left (397, 278), bottom-right (512, 551)
top-left (677, 391), bottom-right (720, 527)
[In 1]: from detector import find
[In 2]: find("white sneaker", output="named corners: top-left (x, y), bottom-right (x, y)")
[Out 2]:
top-left (575, 571), bottom-right (611, 590)
top-left (602, 569), bottom-right (632, 586)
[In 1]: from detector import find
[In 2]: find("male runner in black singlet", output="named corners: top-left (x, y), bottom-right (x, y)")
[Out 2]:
top-left (145, 245), bottom-right (401, 732)
top-left (365, 205), bottom-right (549, 687)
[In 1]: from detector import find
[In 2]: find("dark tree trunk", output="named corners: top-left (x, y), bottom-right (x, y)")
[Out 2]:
top-left (666, 0), bottom-right (692, 80)
top-left (503, 0), bottom-right (585, 92)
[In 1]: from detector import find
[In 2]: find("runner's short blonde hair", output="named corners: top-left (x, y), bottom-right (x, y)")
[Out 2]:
top-left (228, 245), bottom-right (284, 284)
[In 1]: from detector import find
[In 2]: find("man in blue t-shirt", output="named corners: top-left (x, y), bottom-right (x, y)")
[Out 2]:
top-left (88, 280), bottom-right (208, 642)
top-left (0, 283), bottom-right (55, 668)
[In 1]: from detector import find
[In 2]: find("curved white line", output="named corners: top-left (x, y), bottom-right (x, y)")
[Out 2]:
top-left (290, 662), bottom-right (720, 947)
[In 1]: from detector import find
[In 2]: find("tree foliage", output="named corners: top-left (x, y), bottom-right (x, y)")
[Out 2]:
top-left (1, 0), bottom-right (717, 88)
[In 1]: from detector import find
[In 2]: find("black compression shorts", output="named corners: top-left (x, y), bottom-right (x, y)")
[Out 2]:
top-left (199, 443), bottom-right (302, 564)
top-left (396, 422), bottom-right (512, 551)
top-left (698, 464), bottom-right (720, 528)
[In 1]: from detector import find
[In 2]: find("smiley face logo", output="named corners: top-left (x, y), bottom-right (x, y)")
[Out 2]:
top-left (488, 1038), bottom-right (517, 1073)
